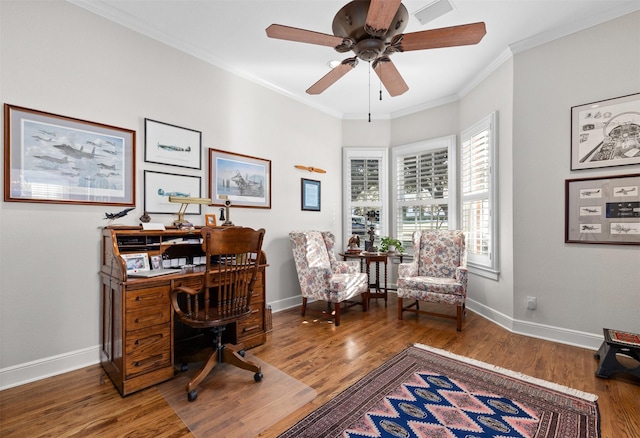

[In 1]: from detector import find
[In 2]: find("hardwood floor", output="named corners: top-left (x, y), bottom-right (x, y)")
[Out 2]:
top-left (1, 295), bottom-right (638, 437)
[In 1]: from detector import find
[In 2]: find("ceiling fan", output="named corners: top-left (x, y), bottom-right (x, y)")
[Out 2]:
top-left (266, 0), bottom-right (486, 97)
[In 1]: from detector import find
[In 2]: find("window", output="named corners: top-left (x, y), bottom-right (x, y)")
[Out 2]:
top-left (343, 148), bottom-right (388, 250)
top-left (391, 136), bottom-right (457, 251)
top-left (461, 112), bottom-right (498, 279)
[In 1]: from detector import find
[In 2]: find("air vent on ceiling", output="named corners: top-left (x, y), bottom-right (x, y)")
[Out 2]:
top-left (413, 0), bottom-right (455, 25)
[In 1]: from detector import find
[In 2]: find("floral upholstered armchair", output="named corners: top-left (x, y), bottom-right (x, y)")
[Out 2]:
top-left (397, 230), bottom-right (468, 331)
top-left (289, 231), bottom-right (368, 326)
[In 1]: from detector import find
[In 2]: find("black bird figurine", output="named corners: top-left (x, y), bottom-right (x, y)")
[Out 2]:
top-left (104, 207), bottom-right (135, 220)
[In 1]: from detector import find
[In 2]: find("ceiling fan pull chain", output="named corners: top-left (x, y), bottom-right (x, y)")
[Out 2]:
top-left (368, 61), bottom-right (372, 123)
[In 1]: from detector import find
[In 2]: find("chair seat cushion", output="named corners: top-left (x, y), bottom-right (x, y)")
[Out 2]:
top-left (329, 273), bottom-right (368, 300)
top-left (397, 276), bottom-right (465, 300)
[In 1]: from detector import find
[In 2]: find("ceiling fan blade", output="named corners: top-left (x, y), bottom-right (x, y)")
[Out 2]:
top-left (373, 57), bottom-right (408, 97)
top-left (395, 22), bottom-right (486, 52)
top-left (365, 0), bottom-right (403, 36)
top-left (306, 58), bottom-right (358, 95)
top-left (266, 24), bottom-right (344, 48)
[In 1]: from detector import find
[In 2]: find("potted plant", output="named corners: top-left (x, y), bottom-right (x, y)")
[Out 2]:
top-left (379, 237), bottom-right (404, 254)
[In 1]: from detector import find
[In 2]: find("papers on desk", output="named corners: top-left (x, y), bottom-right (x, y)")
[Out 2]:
top-left (142, 223), bottom-right (166, 231)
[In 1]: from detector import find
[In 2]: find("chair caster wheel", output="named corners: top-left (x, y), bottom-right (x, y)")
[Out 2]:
top-left (254, 372), bottom-right (263, 382)
top-left (187, 390), bottom-right (198, 402)
top-left (238, 350), bottom-right (246, 357)
top-left (181, 363), bottom-right (189, 372)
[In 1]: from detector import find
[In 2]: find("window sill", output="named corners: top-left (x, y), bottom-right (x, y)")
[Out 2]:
top-left (467, 263), bottom-right (499, 281)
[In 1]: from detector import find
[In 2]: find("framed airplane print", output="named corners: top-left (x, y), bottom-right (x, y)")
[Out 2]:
top-left (565, 173), bottom-right (640, 245)
top-left (209, 148), bottom-right (271, 208)
top-left (571, 93), bottom-right (640, 170)
top-left (144, 118), bottom-right (201, 170)
top-left (4, 104), bottom-right (135, 205)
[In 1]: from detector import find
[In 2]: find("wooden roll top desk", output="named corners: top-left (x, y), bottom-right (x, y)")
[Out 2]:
top-left (100, 226), bottom-right (268, 396)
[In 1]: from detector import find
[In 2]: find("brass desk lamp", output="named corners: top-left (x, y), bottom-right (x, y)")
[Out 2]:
top-left (168, 196), bottom-right (211, 226)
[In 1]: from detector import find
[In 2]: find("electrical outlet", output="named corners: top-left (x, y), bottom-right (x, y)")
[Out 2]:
top-left (527, 296), bottom-right (537, 310)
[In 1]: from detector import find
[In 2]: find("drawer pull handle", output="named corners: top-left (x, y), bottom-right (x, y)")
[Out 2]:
top-left (133, 354), bottom-right (163, 367)
top-left (134, 334), bottom-right (163, 345)
top-left (135, 293), bottom-right (163, 301)
top-left (251, 308), bottom-right (260, 315)
top-left (135, 313), bottom-right (163, 324)
top-left (242, 324), bottom-right (260, 333)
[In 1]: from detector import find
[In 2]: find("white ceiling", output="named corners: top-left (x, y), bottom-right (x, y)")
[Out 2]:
top-left (70, 0), bottom-right (639, 119)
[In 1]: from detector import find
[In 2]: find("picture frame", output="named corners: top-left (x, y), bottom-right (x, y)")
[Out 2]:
top-left (571, 93), bottom-right (640, 170)
top-left (4, 104), bottom-right (135, 205)
top-left (121, 253), bottom-right (150, 273)
top-left (209, 148), bottom-right (271, 208)
top-left (205, 214), bottom-right (217, 226)
top-left (565, 173), bottom-right (640, 245)
top-left (150, 255), bottom-right (162, 270)
top-left (144, 118), bottom-right (201, 169)
top-left (144, 170), bottom-right (202, 215)
top-left (301, 178), bottom-right (321, 211)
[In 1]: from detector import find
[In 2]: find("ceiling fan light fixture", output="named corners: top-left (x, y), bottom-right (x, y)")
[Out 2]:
top-left (327, 60), bottom-right (341, 69)
top-left (354, 38), bottom-right (385, 61)
top-left (413, 0), bottom-right (455, 26)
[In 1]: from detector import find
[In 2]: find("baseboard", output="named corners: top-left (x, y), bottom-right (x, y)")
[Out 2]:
top-left (267, 295), bottom-right (304, 313)
top-left (466, 298), bottom-right (603, 351)
top-left (0, 346), bottom-right (100, 391)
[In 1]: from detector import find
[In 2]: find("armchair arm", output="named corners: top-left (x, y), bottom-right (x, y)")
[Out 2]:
top-left (170, 285), bottom-right (200, 319)
top-left (398, 262), bottom-right (418, 278)
top-left (456, 267), bottom-right (468, 288)
top-left (333, 260), bottom-right (360, 274)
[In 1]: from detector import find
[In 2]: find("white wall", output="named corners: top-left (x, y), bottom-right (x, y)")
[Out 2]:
top-left (458, 59), bottom-right (515, 321)
top-left (512, 12), bottom-right (640, 337)
top-left (0, 0), bottom-right (342, 385)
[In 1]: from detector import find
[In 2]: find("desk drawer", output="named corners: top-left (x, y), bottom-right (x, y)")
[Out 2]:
top-left (173, 277), bottom-right (204, 291)
top-left (125, 303), bottom-right (170, 331)
top-left (250, 289), bottom-right (263, 305)
top-left (238, 306), bottom-right (264, 337)
top-left (126, 286), bottom-right (170, 310)
top-left (125, 325), bottom-right (171, 377)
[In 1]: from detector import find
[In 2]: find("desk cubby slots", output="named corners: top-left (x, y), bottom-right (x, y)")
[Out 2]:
top-left (100, 226), bottom-right (268, 396)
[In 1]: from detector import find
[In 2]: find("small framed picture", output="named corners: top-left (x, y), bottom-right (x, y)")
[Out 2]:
top-left (143, 170), bottom-right (202, 215)
top-left (205, 214), bottom-right (217, 226)
top-left (150, 255), bottom-right (162, 270)
top-left (301, 178), bottom-right (321, 211)
top-left (144, 118), bottom-right (202, 169)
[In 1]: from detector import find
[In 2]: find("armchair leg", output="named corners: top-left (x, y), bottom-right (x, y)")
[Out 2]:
top-left (334, 302), bottom-right (341, 326)
top-left (398, 297), bottom-right (403, 320)
top-left (456, 305), bottom-right (463, 331)
top-left (301, 297), bottom-right (307, 316)
top-left (362, 291), bottom-right (369, 312)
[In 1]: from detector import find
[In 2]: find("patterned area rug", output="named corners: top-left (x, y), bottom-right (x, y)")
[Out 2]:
top-left (279, 344), bottom-right (599, 438)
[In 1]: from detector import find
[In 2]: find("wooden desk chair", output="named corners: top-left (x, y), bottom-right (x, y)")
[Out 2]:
top-left (171, 226), bottom-right (265, 402)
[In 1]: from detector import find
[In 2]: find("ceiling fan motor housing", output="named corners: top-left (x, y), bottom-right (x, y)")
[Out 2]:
top-left (332, 0), bottom-right (408, 62)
